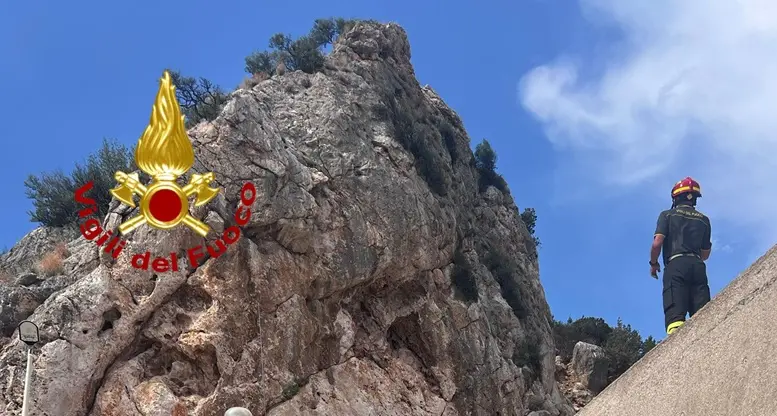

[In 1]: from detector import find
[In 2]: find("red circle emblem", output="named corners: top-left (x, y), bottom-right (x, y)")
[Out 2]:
top-left (148, 189), bottom-right (182, 222)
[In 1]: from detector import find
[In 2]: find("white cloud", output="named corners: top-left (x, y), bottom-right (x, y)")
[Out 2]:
top-left (519, 0), bottom-right (777, 248)
top-left (711, 237), bottom-right (733, 254)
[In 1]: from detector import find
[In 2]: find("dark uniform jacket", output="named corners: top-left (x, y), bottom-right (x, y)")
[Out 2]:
top-left (654, 204), bottom-right (712, 266)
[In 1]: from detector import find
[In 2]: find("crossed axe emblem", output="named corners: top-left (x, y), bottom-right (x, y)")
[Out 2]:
top-left (110, 171), bottom-right (219, 237)
top-left (110, 71), bottom-right (221, 238)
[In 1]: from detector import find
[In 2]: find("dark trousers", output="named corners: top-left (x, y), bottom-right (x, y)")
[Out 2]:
top-left (662, 255), bottom-right (711, 329)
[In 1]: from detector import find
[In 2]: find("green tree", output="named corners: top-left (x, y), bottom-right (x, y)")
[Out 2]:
top-left (552, 316), bottom-right (659, 384)
top-left (25, 139), bottom-right (136, 227)
top-left (244, 18), bottom-right (362, 76)
top-left (573, 317), bottom-right (612, 345)
top-left (473, 139), bottom-right (508, 193)
top-left (474, 139), bottom-right (497, 172)
top-left (309, 18), bottom-right (338, 45)
top-left (602, 318), bottom-right (644, 381)
top-left (552, 316), bottom-right (612, 361)
top-left (641, 335), bottom-right (658, 355)
top-left (167, 70), bottom-right (228, 127)
top-left (520, 207), bottom-right (541, 248)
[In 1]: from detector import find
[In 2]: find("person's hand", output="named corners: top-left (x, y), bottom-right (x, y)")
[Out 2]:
top-left (650, 262), bottom-right (660, 279)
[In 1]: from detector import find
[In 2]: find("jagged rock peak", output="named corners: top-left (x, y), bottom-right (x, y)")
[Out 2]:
top-left (333, 21), bottom-right (412, 64)
top-left (0, 21), bottom-right (571, 416)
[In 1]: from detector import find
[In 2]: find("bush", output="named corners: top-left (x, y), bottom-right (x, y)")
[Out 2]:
top-left (439, 119), bottom-right (459, 163)
top-left (53, 242), bottom-right (69, 258)
top-left (474, 139), bottom-right (509, 193)
top-left (167, 70), bottom-right (228, 127)
top-left (245, 18), bottom-right (363, 76)
top-left (553, 316), bottom-right (612, 361)
top-left (482, 245), bottom-right (528, 319)
top-left (520, 208), bottom-right (541, 248)
top-left (239, 72), bottom-right (269, 90)
top-left (514, 336), bottom-right (542, 375)
top-left (38, 251), bottom-right (64, 276)
top-left (410, 131), bottom-right (447, 195)
top-left (641, 335), bottom-right (658, 355)
top-left (380, 93), bottom-right (448, 196)
top-left (24, 171), bottom-right (79, 227)
top-left (282, 381), bottom-right (301, 400)
top-left (474, 139), bottom-right (496, 172)
top-left (603, 319), bottom-right (644, 381)
top-left (25, 139), bottom-right (136, 227)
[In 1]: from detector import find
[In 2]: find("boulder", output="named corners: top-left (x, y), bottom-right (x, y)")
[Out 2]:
top-left (570, 341), bottom-right (609, 394)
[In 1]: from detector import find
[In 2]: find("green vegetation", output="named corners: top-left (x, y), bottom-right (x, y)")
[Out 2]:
top-left (167, 18), bottom-right (369, 127)
top-left (439, 119), bottom-right (459, 163)
top-left (404, 122), bottom-right (448, 196)
top-left (603, 319), bottom-right (651, 379)
top-left (520, 207), bottom-right (541, 248)
top-left (25, 139), bottom-right (136, 227)
top-left (167, 17), bottom-right (458, 198)
top-left (163, 18), bottom-right (526, 208)
top-left (166, 18), bottom-right (367, 128)
top-left (23, 19), bottom-right (548, 272)
top-left (377, 88), bottom-right (450, 196)
top-left (474, 140), bottom-right (541, 251)
top-left (282, 381), bottom-right (301, 400)
top-left (474, 139), bottom-right (509, 193)
top-left (514, 335), bottom-right (542, 375)
top-left (451, 248), bottom-right (478, 302)
top-left (482, 245), bottom-right (528, 319)
top-left (167, 71), bottom-right (229, 128)
top-left (553, 316), bottom-right (659, 382)
top-left (245, 18), bottom-right (365, 76)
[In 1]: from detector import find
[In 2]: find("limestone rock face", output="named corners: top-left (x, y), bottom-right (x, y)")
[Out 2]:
top-left (0, 21), bottom-right (574, 416)
top-left (0, 226), bottom-right (90, 343)
top-left (0, 226), bottom-right (83, 277)
top-left (569, 342), bottom-right (608, 394)
top-left (555, 342), bottom-right (611, 412)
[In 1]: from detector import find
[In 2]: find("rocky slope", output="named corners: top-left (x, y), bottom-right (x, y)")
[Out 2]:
top-left (0, 22), bottom-right (575, 416)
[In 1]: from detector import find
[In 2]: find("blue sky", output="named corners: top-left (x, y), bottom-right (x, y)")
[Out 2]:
top-left (1, 0), bottom-right (769, 340)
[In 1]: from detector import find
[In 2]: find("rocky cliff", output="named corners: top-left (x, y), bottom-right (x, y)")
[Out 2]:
top-left (0, 22), bottom-right (575, 416)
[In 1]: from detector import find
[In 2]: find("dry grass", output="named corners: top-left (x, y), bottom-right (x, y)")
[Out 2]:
top-left (239, 72), bottom-right (270, 90)
top-left (238, 77), bottom-right (256, 90)
top-left (38, 251), bottom-right (64, 277)
top-left (53, 242), bottom-right (69, 258)
top-left (171, 402), bottom-right (188, 416)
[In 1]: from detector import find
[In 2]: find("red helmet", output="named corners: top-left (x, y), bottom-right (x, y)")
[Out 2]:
top-left (671, 176), bottom-right (702, 198)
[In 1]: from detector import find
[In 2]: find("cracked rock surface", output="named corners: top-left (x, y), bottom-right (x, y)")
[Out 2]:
top-left (0, 22), bottom-right (575, 416)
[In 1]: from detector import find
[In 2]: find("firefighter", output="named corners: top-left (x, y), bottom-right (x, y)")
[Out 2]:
top-left (649, 177), bottom-right (713, 335)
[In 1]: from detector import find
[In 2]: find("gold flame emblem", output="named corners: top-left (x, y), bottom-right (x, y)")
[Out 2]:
top-left (109, 71), bottom-right (219, 237)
